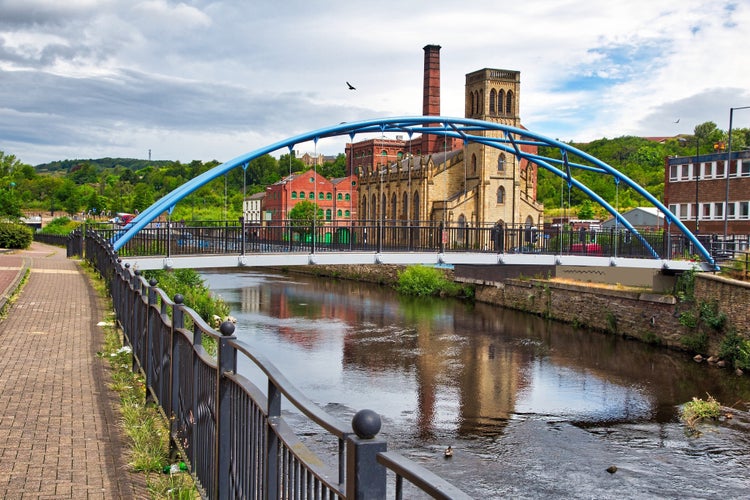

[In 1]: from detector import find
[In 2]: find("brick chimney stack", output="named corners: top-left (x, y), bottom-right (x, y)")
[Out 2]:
top-left (422, 44), bottom-right (441, 156)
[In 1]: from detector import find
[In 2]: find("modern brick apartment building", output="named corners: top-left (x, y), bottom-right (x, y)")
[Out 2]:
top-left (664, 150), bottom-right (750, 235)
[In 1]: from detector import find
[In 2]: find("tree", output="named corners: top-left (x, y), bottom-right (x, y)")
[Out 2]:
top-left (288, 200), bottom-right (322, 229)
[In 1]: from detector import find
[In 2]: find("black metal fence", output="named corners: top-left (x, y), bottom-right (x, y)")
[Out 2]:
top-left (94, 218), bottom-right (714, 262)
top-left (81, 230), bottom-right (471, 499)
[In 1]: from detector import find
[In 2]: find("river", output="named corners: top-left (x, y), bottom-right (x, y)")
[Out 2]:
top-left (201, 269), bottom-right (750, 499)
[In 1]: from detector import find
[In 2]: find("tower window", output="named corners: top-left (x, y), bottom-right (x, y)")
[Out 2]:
top-left (497, 186), bottom-right (505, 204)
top-left (498, 90), bottom-right (505, 114)
top-left (489, 89), bottom-right (496, 114)
top-left (497, 153), bottom-right (506, 172)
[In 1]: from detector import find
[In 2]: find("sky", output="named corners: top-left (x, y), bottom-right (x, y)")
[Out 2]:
top-left (1, 0), bottom-right (749, 166)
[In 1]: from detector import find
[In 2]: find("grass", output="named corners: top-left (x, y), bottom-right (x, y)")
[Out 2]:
top-left (680, 394), bottom-right (722, 432)
top-left (83, 261), bottom-right (199, 499)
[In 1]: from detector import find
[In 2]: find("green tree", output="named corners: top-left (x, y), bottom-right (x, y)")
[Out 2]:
top-left (288, 200), bottom-right (322, 228)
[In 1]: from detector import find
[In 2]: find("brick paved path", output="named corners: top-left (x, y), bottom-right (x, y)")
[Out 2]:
top-left (0, 242), bottom-right (147, 498)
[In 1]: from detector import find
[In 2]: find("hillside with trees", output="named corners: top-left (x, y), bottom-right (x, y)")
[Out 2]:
top-left (0, 121), bottom-right (747, 223)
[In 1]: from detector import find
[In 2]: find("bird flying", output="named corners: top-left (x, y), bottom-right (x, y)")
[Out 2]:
top-left (674, 118), bottom-right (680, 124)
top-left (346, 81), bottom-right (356, 90)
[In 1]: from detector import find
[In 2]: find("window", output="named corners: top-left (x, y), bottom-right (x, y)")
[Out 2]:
top-left (309, 192), bottom-right (314, 199)
top-left (497, 186), bottom-right (505, 204)
top-left (728, 202), bottom-right (737, 219)
top-left (506, 90), bottom-right (514, 115)
top-left (489, 89), bottom-right (496, 114)
top-left (702, 203), bottom-right (711, 219)
top-left (299, 192), bottom-right (305, 199)
top-left (668, 204), bottom-right (678, 216)
top-left (337, 193), bottom-right (343, 200)
top-left (457, 214), bottom-right (466, 240)
top-left (326, 192), bottom-right (332, 200)
top-left (326, 209), bottom-right (331, 220)
top-left (345, 210), bottom-right (350, 217)
top-left (498, 90), bottom-right (505, 114)
top-left (497, 154), bottom-right (506, 172)
top-left (471, 154), bottom-right (477, 175)
top-left (345, 193), bottom-right (350, 201)
top-left (669, 165), bottom-right (679, 181)
top-left (715, 161), bottom-right (724, 178)
top-left (309, 177), bottom-right (315, 183)
top-left (739, 201), bottom-right (749, 219)
top-left (337, 209), bottom-right (342, 217)
top-left (713, 202), bottom-right (724, 220)
top-left (700, 162), bottom-right (710, 179)
top-left (381, 150), bottom-right (388, 156)
top-left (741, 160), bottom-right (750, 177)
top-left (681, 164), bottom-right (690, 180)
top-left (291, 191), bottom-right (297, 199)
top-left (319, 192), bottom-right (324, 200)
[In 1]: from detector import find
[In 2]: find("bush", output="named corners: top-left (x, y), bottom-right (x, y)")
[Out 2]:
top-left (719, 330), bottom-right (750, 370)
top-left (0, 221), bottom-right (32, 249)
top-left (396, 265), bottom-right (470, 298)
top-left (142, 268), bottom-right (229, 323)
top-left (39, 216), bottom-right (81, 235)
top-left (680, 394), bottom-right (721, 431)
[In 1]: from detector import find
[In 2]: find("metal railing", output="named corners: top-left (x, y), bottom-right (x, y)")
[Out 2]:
top-left (95, 218), bottom-right (703, 262)
top-left (82, 230), bottom-right (472, 499)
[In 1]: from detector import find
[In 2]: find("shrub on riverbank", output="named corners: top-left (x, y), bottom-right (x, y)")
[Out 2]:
top-left (396, 265), bottom-right (473, 298)
top-left (38, 216), bottom-right (80, 235)
top-left (680, 394), bottom-right (722, 431)
top-left (143, 268), bottom-right (229, 323)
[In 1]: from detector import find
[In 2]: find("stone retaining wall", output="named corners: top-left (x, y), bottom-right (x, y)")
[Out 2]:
top-left (694, 273), bottom-right (750, 334)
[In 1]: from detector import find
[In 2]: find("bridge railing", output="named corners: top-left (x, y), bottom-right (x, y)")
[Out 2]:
top-left (83, 230), bottom-right (471, 499)
top-left (103, 218), bottom-right (697, 261)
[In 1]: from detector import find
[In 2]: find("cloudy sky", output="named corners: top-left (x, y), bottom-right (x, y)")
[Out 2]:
top-left (1, 0), bottom-right (749, 166)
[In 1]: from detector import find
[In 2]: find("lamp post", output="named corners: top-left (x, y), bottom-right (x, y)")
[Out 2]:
top-left (694, 138), bottom-right (700, 233)
top-left (724, 106), bottom-right (750, 245)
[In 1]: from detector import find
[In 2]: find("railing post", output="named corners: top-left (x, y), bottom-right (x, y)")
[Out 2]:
top-left (346, 409), bottom-right (387, 499)
top-left (240, 216), bottom-right (246, 256)
top-left (170, 294), bottom-right (184, 460)
top-left (145, 278), bottom-right (159, 404)
top-left (217, 321), bottom-right (237, 498)
top-left (265, 381), bottom-right (281, 499)
top-left (439, 222), bottom-right (445, 254)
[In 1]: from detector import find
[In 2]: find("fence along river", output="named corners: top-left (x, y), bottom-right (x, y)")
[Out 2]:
top-left (202, 267), bottom-right (750, 498)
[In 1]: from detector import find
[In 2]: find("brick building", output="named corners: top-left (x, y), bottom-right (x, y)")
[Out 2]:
top-left (351, 45), bottom-right (543, 229)
top-left (262, 169), bottom-right (357, 224)
top-left (664, 150), bottom-right (750, 235)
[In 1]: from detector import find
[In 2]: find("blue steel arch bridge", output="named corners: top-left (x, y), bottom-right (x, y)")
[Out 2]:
top-left (109, 116), bottom-right (715, 273)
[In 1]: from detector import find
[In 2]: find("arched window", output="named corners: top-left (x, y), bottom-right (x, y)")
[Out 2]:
top-left (506, 90), bottom-right (514, 115)
top-left (397, 152), bottom-right (404, 159)
top-left (309, 191), bottom-right (314, 199)
top-left (413, 191), bottom-right (420, 221)
top-left (497, 186), bottom-right (505, 204)
top-left (337, 193), bottom-right (343, 200)
top-left (381, 193), bottom-right (386, 219)
top-left (381, 150), bottom-right (388, 156)
top-left (371, 194), bottom-right (377, 220)
top-left (470, 92), bottom-right (475, 115)
top-left (337, 209), bottom-right (342, 217)
top-left (326, 209), bottom-right (332, 220)
top-left (402, 192), bottom-right (409, 220)
top-left (361, 198), bottom-right (367, 219)
top-left (291, 191), bottom-right (297, 199)
top-left (319, 192), bottom-right (324, 200)
top-left (299, 191), bottom-right (305, 199)
top-left (471, 153), bottom-right (477, 175)
top-left (344, 193), bottom-right (350, 201)
top-left (391, 193), bottom-right (397, 220)
top-left (498, 90), bottom-right (505, 114)
top-left (497, 153), bottom-right (506, 172)
top-left (345, 210), bottom-right (350, 217)
top-left (457, 214), bottom-right (466, 241)
top-left (326, 192), bottom-right (332, 200)
top-left (489, 89), bottom-right (496, 114)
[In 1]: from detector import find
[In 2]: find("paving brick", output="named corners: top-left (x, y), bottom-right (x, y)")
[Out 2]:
top-left (0, 243), bottom-right (148, 498)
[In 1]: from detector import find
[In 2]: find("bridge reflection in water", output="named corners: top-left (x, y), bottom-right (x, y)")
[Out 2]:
top-left (104, 219), bottom-right (712, 271)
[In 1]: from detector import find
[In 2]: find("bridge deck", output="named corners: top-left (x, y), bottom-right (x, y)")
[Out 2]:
top-left (120, 251), bottom-right (710, 271)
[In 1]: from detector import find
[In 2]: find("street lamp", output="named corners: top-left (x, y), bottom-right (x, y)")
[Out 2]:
top-left (694, 138), bottom-right (700, 233)
top-left (724, 106), bottom-right (750, 244)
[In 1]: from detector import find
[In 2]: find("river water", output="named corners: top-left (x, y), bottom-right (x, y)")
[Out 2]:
top-left (201, 269), bottom-right (750, 499)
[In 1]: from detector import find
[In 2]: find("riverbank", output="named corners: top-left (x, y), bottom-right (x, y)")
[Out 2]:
top-left (286, 264), bottom-right (749, 364)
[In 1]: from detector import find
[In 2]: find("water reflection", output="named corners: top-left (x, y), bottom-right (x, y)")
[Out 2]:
top-left (203, 269), bottom-right (750, 435)
top-left (202, 269), bottom-right (750, 497)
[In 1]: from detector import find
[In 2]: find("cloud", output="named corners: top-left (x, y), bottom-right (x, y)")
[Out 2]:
top-left (0, 0), bottom-right (748, 165)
